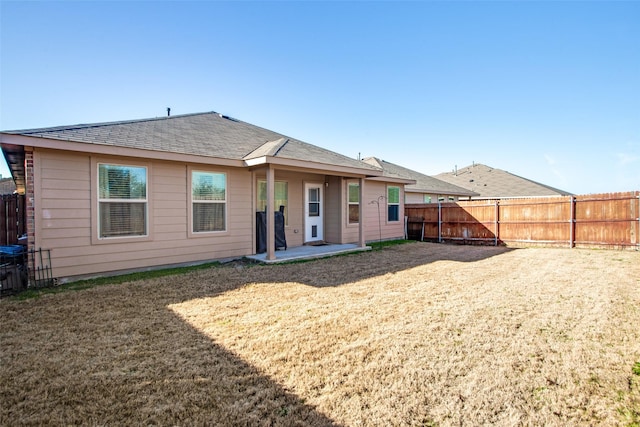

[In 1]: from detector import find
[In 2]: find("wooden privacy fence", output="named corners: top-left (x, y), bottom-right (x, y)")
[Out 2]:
top-left (1, 193), bottom-right (26, 246)
top-left (405, 191), bottom-right (640, 250)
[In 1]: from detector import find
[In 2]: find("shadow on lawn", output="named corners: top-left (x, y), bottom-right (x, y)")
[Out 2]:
top-left (0, 278), bottom-right (341, 426)
top-left (1, 243), bottom-right (509, 425)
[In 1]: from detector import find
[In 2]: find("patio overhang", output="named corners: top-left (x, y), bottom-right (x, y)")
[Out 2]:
top-left (244, 155), bottom-right (383, 178)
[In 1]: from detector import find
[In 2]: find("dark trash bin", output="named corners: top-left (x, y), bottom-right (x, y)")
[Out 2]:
top-left (0, 245), bottom-right (27, 295)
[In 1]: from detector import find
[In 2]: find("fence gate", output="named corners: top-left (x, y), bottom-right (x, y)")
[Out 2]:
top-left (1, 194), bottom-right (26, 245)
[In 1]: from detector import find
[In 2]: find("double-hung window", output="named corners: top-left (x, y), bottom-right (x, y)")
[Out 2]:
top-left (387, 186), bottom-right (400, 222)
top-left (98, 164), bottom-right (147, 238)
top-left (257, 180), bottom-right (288, 224)
top-left (348, 183), bottom-right (360, 224)
top-left (192, 171), bottom-right (226, 232)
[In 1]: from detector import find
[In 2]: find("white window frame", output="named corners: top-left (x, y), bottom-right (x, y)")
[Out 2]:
top-left (191, 170), bottom-right (227, 234)
top-left (257, 180), bottom-right (288, 225)
top-left (387, 185), bottom-right (400, 222)
top-left (347, 182), bottom-right (360, 224)
top-left (97, 162), bottom-right (148, 240)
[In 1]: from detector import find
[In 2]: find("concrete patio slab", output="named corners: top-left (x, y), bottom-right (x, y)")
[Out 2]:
top-left (246, 244), bottom-right (370, 263)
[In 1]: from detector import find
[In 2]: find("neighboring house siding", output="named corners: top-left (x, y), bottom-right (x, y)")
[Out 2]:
top-left (405, 192), bottom-right (427, 204)
top-left (0, 177), bottom-right (16, 195)
top-left (35, 148), bottom-right (254, 279)
top-left (406, 192), bottom-right (460, 204)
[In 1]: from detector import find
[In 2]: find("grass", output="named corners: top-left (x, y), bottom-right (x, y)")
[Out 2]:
top-left (369, 239), bottom-right (413, 250)
top-left (12, 240), bottom-right (413, 299)
top-left (12, 261), bottom-right (224, 300)
top-left (1, 242), bottom-right (639, 426)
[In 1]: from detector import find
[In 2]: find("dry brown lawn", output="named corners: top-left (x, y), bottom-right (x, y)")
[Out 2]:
top-left (1, 242), bottom-right (639, 426)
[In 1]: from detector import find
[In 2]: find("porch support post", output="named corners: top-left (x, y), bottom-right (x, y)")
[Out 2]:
top-left (358, 177), bottom-right (366, 247)
top-left (266, 165), bottom-right (276, 260)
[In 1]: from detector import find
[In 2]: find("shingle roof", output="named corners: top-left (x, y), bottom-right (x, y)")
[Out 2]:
top-left (4, 111), bottom-right (380, 172)
top-left (434, 163), bottom-right (572, 198)
top-left (362, 157), bottom-right (478, 197)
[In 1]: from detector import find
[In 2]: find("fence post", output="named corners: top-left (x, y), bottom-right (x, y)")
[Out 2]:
top-left (636, 192), bottom-right (640, 251)
top-left (569, 196), bottom-right (576, 248)
top-left (438, 202), bottom-right (442, 243)
top-left (494, 200), bottom-right (499, 246)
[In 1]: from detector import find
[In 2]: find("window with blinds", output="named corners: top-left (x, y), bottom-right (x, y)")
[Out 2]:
top-left (348, 182), bottom-right (359, 224)
top-left (192, 171), bottom-right (226, 232)
top-left (98, 164), bottom-right (147, 238)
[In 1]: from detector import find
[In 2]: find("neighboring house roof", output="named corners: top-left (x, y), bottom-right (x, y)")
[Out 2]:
top-left (434, 163), bottom-right (572, 198)
top-left (0, 177), bottom-right (16, 195)
top-left (362, 157), bottom-right (478, 197)
top-left (1, 111), bottom-right (384, 193)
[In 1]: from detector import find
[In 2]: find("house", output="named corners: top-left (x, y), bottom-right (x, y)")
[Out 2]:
top-left (0, 177), bottom-right (16, 195)
top-left (0, 111), bottom-right (413, 281)
top-left (434, 163), bottom-right (572, 199)
top-left (362, 157), bottom-right (478, 203)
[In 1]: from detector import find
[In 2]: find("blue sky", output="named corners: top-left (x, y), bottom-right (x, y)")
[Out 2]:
top-left (1, 0), bottom-right (638, 194)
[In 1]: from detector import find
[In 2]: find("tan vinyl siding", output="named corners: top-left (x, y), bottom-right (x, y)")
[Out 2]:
top-left (362, 180), bottom-right (405, 243)
top-left (342, 179), bottom-right (361, 244)
top-left (35, 149), bottom-right (254, 279)
top-left (253, 170), bottom-right (328, 248)
top-left (324, 175), bottom-right (342, 243)
top-left (37, 150), bottom-right (92, 254)
top-left (31, 147), bottom-right (402, 280)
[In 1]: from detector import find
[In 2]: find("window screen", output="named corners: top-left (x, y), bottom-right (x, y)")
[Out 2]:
top-left (192, 171), bottom-right (226, 232)
top-left (348, 183), bottom-right (359, 224)
top-left (98, 164), bottom-right (147, 238)
top-left (387, 186), bottom-right (400, 222)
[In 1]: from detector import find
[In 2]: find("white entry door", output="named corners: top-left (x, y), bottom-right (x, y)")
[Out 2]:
top-left (304, 183), bottom-right (323, 243)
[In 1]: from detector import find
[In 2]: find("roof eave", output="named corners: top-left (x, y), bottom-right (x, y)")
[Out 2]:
top-left (405, 188), bottom-right (479, 196)
top-left (367, 176), bottom-right (416, 185)
top-left (0, 133), bottom-right (245, 168)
